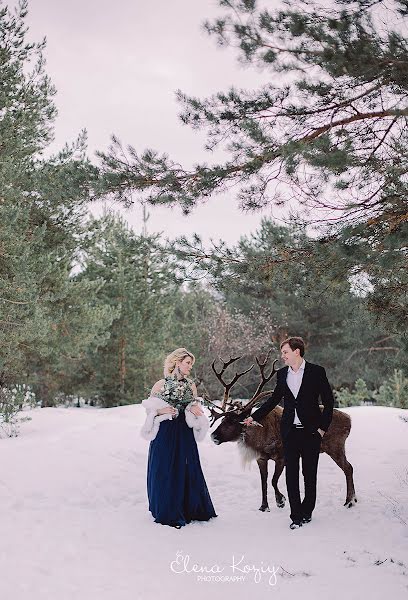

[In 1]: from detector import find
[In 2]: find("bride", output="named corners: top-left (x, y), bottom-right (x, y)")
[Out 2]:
top-left (141, 348), bottom-right (217, 528)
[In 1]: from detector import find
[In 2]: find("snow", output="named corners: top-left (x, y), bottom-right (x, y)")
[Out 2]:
top-left (0, 405), bottom-right (407, 599)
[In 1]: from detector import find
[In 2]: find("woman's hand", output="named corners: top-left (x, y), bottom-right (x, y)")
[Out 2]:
top-left (157, 406), bottom-right (177, 417)
top-left (189, 404), bottom-right (204, 417)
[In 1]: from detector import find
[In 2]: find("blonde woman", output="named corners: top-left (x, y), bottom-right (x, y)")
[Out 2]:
top-left (141, 348), bottom-right (217, 529)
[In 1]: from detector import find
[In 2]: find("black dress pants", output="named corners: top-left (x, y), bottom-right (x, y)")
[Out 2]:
top-left (283, 427), bottom-right (322, 522)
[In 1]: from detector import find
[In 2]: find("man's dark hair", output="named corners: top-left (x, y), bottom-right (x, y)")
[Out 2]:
top-left (280, 337), bottom-right (305, 357)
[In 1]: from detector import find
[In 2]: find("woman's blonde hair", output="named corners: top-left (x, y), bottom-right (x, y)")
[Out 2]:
top-left (164, 348), bottom-right (195, 377)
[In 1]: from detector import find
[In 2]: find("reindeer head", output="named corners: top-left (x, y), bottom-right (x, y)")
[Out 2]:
top-left (208, 351), bottom-right (278, 445)
top-left (210, 400), bottom-right (247, 444)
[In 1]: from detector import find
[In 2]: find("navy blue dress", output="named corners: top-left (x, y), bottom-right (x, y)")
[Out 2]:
top-left (147, 409), bottom-right (217, 528)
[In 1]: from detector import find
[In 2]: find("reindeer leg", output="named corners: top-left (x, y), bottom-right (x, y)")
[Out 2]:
top-left (272, 458), bottom-right (286, 508)
top-left (327, 448), bottom-right (357, 507)
top-left (256, 456), bottom-right (270, 512)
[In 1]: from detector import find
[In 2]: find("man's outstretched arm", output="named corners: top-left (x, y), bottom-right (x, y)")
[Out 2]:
top-left (243, 375), bottom-right (285, 425)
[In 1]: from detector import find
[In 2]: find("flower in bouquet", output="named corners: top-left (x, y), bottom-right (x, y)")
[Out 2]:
top-left (157, 376), bottom-right (195, 412)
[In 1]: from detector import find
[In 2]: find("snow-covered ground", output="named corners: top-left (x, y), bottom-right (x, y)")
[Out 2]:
top-left (0, 405), bottom-right (407, 600)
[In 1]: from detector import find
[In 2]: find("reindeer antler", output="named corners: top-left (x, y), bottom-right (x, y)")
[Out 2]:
top-left (207, 350), bottom-right (279, 426)
top-left (204, 397), bottom-right (241, 427)
top-left (243, 355), bottom-right (279, 413)
top-left (211, 356), bottom-right (254, 410)
top-left (252, 351), bottom-right (278, 399)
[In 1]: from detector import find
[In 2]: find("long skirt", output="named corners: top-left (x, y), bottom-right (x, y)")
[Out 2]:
top-left (147, 410), bottom-right (217, 527)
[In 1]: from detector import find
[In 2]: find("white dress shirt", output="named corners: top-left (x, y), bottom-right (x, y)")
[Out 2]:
top-left (286, 359), bottom-right (306, 425)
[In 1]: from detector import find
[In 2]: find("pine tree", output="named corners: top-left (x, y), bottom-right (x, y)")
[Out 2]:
top-left (0, 1), bottom-right (105, 405)
top-left (335, 378), bottom-right (375, 407)
top-left (375, 369), bottom-right (408, 408)
top-left (170, 219), bottom-right (405, 388)
top-left (97, 0), bottom-right (408, 329)
top-left (75, 213), bottom-right (180, 407)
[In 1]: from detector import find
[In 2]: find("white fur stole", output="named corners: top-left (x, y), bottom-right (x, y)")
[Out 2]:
top-left (140, 396), bottom-right (209, 442)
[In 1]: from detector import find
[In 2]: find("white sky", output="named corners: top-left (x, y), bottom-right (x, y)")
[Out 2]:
top-left (21, 0), bottom-right (282, 245)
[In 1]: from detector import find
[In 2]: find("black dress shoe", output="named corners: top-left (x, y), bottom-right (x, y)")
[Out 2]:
top-left (289, 521), bottom-right (302, 529)
top-left (302, 515), bottom-right (312, 524)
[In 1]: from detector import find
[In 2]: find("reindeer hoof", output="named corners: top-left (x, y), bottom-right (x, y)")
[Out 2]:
top-left (276, 495), bottom-right (286, 508)
top-left (259, 505), bottom-right (270, 512)
top-left (344, 497), bottom-right (357, 508)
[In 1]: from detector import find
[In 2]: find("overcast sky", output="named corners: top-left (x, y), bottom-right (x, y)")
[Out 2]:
top-left (20, 0), bottom-right (282, 245)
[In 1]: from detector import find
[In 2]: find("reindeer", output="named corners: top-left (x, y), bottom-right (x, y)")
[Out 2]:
top-left (207, 351), bottom-right (357, 512)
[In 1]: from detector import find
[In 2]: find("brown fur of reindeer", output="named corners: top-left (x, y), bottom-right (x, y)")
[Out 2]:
top-left (208, 351), bottom-right (357, 511)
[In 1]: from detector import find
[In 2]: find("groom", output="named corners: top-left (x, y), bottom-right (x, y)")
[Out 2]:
top-left (243, 337), bottom-right (334, 529)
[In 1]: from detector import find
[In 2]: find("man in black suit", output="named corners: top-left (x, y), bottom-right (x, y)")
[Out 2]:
top-left (242, 337), bottom-right (334, 529)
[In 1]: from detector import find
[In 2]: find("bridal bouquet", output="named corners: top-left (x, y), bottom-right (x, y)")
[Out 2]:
top-left (157, 376), bottom-right (195, 412)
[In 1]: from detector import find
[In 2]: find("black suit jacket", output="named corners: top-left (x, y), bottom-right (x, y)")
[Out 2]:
top-left (251, 361), bottom-right (334, 439)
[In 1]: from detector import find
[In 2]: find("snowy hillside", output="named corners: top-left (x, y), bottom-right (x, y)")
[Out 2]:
top-left (0, 405), bottom-right (407, 600)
